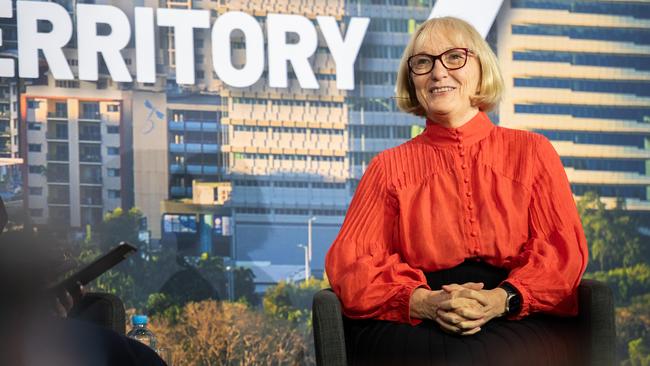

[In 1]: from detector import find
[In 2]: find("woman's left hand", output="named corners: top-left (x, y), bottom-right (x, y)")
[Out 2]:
top-left (434, 284), bottom-right (508, 335)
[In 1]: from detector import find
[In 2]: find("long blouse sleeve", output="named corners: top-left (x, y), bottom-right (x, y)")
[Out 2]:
top-left (325, 153), bottom-right (430, 325)
top-left (501, 135), bottom-right (589, 320)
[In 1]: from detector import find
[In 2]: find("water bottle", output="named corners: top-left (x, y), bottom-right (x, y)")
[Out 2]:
top-left (127, 315), bottom-right (157, 351)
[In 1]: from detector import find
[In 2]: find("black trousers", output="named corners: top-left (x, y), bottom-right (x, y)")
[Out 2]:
top-left (343, 260), bottom-right (584, 366)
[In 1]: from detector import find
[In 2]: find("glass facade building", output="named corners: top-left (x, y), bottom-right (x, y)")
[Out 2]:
top-left (496, 0), bottom-right (650, 212)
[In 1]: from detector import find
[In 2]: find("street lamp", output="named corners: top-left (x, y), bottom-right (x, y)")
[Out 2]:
top-left (307, 216), bottom-right (316, 280)
top-left (297, 244), bottom-right (308, 284)
top-left (225, 264), bottom-right (234, 301)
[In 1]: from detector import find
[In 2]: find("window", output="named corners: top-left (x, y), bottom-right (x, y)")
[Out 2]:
top-left (80, 165), bottom-right (102, 184)
top-left (27, 100), bottom-right (40, 109)
top-left (107, 168), bottom-right (120, 177)
top-left (48, 142), bottom-right (69, 161)
top-left (275, 208), bottom-right (310, 215)
top-left (80, 186), bottom-right (102, 205)
top-left (79, 122), bottom-right (100, 141)
top-left (28, 122), bottom-right (41, 131)
top-left (108, 190), bottom-right (121, 199)
top-left (29, 187), bottom-right (43, 195)
top-left (107, 125), bottom-right (119, 134)
top-left (514, 103), bottom-right (650, 122)
top-left (107, 147), bottom-right (119, 155)
top-left (80, 102), bottom-right (100, 119)
top-left (48, 185), bottom-right (70, 204)
top-left (28, 165), bottom-right (42, 174)
top-left (234, 207), bottom-right (271, 214)
top-left (514, 77), bottom-right (650, 98)
top-left (162, 214), bottom-right (198, 233)
top-left (47, 163), bottom-right (69, 182)
top-left (28, 144), bottom-right (41, 152)
top-left (79, 144), bottom-right (101, 162)
top-left (107, 104), bottom-right (119, 112)
top-left (55, 80), bottom-right (80, 88)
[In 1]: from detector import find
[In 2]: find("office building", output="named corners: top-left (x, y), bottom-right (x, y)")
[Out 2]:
top-left (496, 0), bottom-right (650, 213)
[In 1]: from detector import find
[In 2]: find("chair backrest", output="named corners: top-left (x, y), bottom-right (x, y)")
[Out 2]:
top-left (69, 292), bottom-right (126, 335)
top-left (312, 289), bottom-right (347, 366)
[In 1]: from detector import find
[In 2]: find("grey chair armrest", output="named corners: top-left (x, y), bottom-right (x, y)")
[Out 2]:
top-left (69, 292), bottom-right (127, 335)
top-left (313, 288), bottom-right (347, 366)
top-left (577, 279), bottom-right (616, 366)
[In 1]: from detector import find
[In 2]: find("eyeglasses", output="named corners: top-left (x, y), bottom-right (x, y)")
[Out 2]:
top-left (407, 48), bottom-right (473, 75)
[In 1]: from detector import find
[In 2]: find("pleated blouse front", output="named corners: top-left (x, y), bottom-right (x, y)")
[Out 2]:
top-left (325, 111), bottom-right (589, 325)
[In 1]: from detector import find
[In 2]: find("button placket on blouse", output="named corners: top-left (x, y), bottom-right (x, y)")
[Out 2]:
top-left (454, 129), bottom-right (478, 245)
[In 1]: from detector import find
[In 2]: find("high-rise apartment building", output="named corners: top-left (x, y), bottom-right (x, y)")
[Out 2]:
top-left (23, 96), bottom-right (124, 226)
top-left (496, 0), bottom-right (650, 213)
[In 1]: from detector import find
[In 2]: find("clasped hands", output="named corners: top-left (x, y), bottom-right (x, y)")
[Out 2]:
top-left (409, 282), bottom-right (507, 336)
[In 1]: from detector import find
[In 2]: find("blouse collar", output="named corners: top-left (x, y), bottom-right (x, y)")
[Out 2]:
top-left (422, 111), bottom-right (495, 148)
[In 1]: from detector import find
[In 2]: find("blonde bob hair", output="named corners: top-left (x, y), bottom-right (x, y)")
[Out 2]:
top-left (396, 17), bottom-right (504, 117)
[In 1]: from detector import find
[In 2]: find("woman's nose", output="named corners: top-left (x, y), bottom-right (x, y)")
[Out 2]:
top-left (430, 59), bottom-right (448, 80)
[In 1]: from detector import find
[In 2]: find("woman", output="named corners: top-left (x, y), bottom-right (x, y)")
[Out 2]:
top-left (325, 17), bottom-right (588, 365)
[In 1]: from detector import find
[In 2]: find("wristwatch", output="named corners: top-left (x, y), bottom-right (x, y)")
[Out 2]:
top-left (498, 282), bottom-right (522, 316)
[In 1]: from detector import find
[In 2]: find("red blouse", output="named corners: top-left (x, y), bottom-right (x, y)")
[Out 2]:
top-left (325, 111), bottom-right (588, 325)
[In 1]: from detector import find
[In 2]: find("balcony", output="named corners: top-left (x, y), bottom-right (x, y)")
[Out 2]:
top-left (185, 122), bottom-right (202, 131)
top-left (79, 133), bottom-right (101, 142)
top-left (170, 186), bottom-right (189, 197)
top-left (202, 123), bottom-right (218, 132)
top-left (47, 153), bottom-right (69, 162)
top-left (79, 111), bottom-right (101, 121)
top-left (203, 144), bottom-right (219, 153)
top-left (169, 121), bottom-right (185, 131)
top-left (203, 166), bottom-right (218, 175)
top-left (186, 143), bottom-right (201, 153)
top-left (79, 154), bottom-right (101, 163)
top-left (169, 143), bottom-right (185, 153)
top-left (46, 131), bottom-right (68, 140)
top-left (170, 164), bottom-right (185, 173)
top-left (187, 165), bottom-right (202, 174)
top-left (46, 173), bottom-right (69, 183)
top-left (80, 175), bottom-right (102, 184)
top-left (47, 111), bottom-right (68, 119)
top-left (80, 195), bottom-right (103, 206)
top-left (47, 193), bottom-right (70, 205)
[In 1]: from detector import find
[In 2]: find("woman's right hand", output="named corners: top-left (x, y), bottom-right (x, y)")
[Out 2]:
top-left (409, 282), bottom-right (485, 335)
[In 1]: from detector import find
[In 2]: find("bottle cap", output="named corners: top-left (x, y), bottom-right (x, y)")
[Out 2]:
top-left (132, 315), bottom-right (148, 326)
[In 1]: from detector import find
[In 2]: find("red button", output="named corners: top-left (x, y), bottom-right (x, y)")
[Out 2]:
top-left (466, 191), bottom-right (472, 197)
top-left (461, 164), bottom-right (467, 169)
top-left (459, 151), bottom-right (465, 157)
top-left (470, 218), bottom-right (476, 223)
top-left (457, 143), bottom-right (463, 149)
top-left (464, 177), bottom-right (469, 183)
top-left (468, 203), bottom-right (473, 210)
top-left (470, 231), bottom-right (477, 237)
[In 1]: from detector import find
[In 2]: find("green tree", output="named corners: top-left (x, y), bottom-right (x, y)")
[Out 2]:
top-left (583, 264), bottom-right (650, 305)
top-left (98, 207), bottom-right (145, 253)
top-left (628, 337), bottom-right (650, 366)
top-left (577, 191), bottom-right (645, 271)
top-left (263, 277), bottom-right (329, 326)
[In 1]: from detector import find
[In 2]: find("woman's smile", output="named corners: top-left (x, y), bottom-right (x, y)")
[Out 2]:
top-left (429, 86), bottom-right (456, 96)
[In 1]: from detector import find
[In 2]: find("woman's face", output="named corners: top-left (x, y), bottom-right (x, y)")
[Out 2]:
top-left (410, 32), bottom-right (481, 123)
